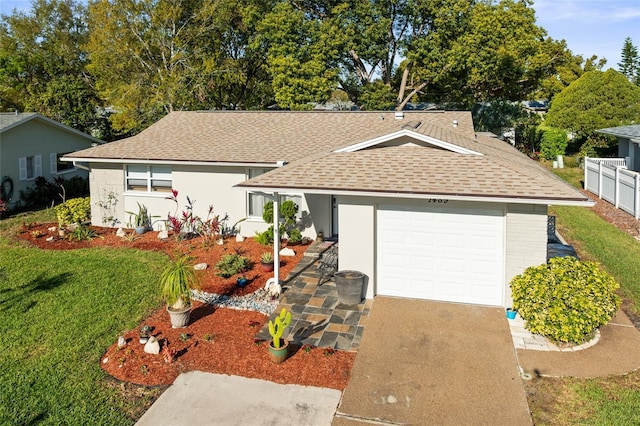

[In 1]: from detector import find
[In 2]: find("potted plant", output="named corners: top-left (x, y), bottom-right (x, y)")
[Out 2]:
top-left (126, 202), bottom-right (150, 234)
top-left (260, 252), bottom-right (274, 272)
top-left (268, 308), bottom-right (292, 363)
top-left (160, 255), bottom-right (201, 328)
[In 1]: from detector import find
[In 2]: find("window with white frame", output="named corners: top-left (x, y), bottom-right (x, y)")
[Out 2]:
top-left (247, 168), bottom-right (302, 220)
top-left (51, 152), bottom-right (75, 174)
top-left (19, 155), bottom-right (42, 181)
top-left (126, 165), bottom-right (172, 193)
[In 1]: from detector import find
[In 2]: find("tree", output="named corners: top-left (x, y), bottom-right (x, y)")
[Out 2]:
top-left (545, 69), bottom-right (640, 140)
top-left (618, 37), bottom-right (639, 85)
top-left (86, 0), bottom-right (275, 134)
top-left (0, 0), bottom-right (103, 133)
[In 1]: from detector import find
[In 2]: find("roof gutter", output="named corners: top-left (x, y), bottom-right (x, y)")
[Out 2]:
top-left (60, 157), bottom-right (281, 168)
top-left (233, 184), bottom-right (594, 207)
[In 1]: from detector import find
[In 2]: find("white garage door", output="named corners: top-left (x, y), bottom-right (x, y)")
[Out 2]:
top-left (377, 204), bottom-right (505, 306)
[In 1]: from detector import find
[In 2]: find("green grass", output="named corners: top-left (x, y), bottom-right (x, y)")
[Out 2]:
top-left (526, 165), bottom-right (640, 425)
top-left (0, 210), bottom-right (167, 425)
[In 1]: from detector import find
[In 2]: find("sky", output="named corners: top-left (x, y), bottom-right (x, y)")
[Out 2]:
top-left (1, 0), bottom-right (638, 70)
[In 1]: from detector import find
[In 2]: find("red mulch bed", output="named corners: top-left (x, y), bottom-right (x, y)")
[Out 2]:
top-left (15, 223), bottom-right (355, 390)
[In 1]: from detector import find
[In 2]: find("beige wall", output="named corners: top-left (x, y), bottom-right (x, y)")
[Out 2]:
top-left (88, 163), bottom-right (328, 238)
top-left (504, 204), bottom-right (548, 305)
top-left (336, 196), bottom-right (376, 299)
top-left (1, 119), bottom-right (92, 207)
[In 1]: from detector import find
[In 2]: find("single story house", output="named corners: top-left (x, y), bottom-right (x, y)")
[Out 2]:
top-left (0, 112), bottom-right (102, 207)
top-left (597, 124), bottom-right (640, 172)
top-left (64, 110), bottom-right (592, 307)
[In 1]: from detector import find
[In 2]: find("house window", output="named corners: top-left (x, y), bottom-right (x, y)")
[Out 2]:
top-left (247, 168), bottom-right (302, 221)
top-left (126, 165), bottom-right (172, 193)
top-left (51, 152), bottom-right (75, 174)
top-left (19, 155), bottom-right (42, 181)
top-left (247, 168), bottom-right (270, 218)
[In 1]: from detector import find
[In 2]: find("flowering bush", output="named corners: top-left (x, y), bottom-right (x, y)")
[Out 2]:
top-left (0, 198), bottom-right (7, 217)
top-left (166, 190), bottom-right (222, 243)
top-left (510, 257), bottom-right (620, 344)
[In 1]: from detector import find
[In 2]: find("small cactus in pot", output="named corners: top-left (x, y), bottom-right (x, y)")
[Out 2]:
top-left (267, 308), bottom-right (292, 363)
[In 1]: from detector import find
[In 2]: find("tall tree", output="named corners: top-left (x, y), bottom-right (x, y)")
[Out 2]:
top-left (86, 0), bottom-right (274, 133)
top-left (545, 69), bottom-right (640, 139)
top-left (618, 37), bottom-right (639, 85)
top-left (0, 0), bottom-right (101, 133)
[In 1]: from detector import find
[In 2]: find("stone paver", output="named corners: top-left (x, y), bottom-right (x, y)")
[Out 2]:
top-left (257, 243), bottom-right (371, 351)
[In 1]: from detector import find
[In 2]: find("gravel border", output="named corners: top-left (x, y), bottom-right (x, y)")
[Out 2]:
top-left (191, 288), bottom-right (279, 316)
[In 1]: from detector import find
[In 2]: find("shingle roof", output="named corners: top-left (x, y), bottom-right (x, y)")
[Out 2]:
top-left (236, 143), bottom-right (590, 203)
top-left (0, 112), bottom-right (103, 143)
top-left (65, 110), bottom-right (475, 163)
top-left (0, 112), bottom-right (38, 131)
top-left (65, 109), bottom-right (590, 205)
top-left (597, 124), bottom-right (640, 140)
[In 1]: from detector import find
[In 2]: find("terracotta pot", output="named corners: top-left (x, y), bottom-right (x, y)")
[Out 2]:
top-left (268, 339), bottom-right (289, 364)
top-left (261, 261), bottom-right (274, 272)
top-left (167, 304), bottom-right (192, 328)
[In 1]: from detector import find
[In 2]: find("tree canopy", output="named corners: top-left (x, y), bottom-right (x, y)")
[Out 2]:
top-left (618, 37), bottom-right (639, 85)
top-left (545, 69), bottom-right (640, 137)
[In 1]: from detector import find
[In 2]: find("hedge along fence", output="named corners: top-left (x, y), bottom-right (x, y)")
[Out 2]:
top-left (510, 256), bottom-right (620, 344)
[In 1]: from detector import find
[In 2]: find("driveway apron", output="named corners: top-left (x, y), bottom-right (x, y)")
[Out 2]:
top-left (335, 297), bottom-right (532, 425)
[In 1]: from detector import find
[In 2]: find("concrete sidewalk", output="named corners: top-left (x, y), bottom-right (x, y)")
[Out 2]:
top-left (334, 298), bottom-right (532, 425)
top-left (136, 372), bottom-right (341, 426)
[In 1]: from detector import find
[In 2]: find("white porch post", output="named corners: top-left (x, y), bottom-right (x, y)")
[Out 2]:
top-left (584, 156), bottom-right (588, 190)
top-left (273, 192), bottom-right (280, 283)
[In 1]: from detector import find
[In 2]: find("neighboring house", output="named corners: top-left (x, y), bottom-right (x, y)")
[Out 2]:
top-left (0, 112), bottom-right (101, 207)
top-left (597, 124), bottom-right (640, 172)
top-left (64, 110), bottom-right (592, 307)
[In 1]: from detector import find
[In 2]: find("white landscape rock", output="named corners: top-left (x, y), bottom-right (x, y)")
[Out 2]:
top-left (194, 263), bottom-right (208, 271)
top-left (144, 336), bottom-right (160, 355)
top-left (116, 228), bottom-right (126, 237)
top-left (279, 247), bottom-right (295, 257)
top-left (158, 230), bottom-right (169, 239)
top-left (46, 236), bottom-right (55, 242)
top-left (235, 234), bottom-right (245, 242)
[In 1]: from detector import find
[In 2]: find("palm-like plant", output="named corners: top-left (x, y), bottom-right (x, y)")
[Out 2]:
top-left (160, 255), bottom-right (200, 311)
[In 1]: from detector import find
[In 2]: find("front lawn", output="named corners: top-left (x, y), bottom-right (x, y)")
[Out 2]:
top-left (0, 209), bottom-right (167, 425)
top-left (525, 165), bottom-right (640, 425)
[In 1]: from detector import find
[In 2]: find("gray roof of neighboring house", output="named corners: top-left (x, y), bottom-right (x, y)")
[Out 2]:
top-left (64, 110), bottom-right (475, 164)
top-left (65, 110), bottom-right (591, 205)
top-left (597, 124), bottom-right (640, 140)
top-left (0, 112), bottom-right (103, 143)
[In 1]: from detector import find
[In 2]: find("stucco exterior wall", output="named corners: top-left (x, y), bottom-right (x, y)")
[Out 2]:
top-left (1, 119), bottom-right (92, 207)
top-left (87, 163), bottom-right (328, 238)
top-left (337, 196), bottom-right (376, 299)
top-left (504, 204), bottom-right (548, 304)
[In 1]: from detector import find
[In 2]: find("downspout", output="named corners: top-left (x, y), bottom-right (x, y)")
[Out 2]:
top-left (73, 161), bottom-right (90, 172)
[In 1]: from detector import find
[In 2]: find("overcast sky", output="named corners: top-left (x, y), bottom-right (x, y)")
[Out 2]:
top-left (1, 0), bottom-right (638, 70)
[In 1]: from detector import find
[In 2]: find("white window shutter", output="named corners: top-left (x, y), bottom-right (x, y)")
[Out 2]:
top-left (50, 153), bottom-right (57, 174)
top-left (19, 157), bottom-right (27, 181)
top-left (34, 155), bottom-right (42, 177)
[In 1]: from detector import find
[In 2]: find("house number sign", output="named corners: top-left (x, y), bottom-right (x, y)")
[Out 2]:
top-left (426, 199), bottom-right (449, 203)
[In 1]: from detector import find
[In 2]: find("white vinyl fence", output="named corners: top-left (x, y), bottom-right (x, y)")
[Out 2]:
top-left (584, 157), bottom-right (640, 219)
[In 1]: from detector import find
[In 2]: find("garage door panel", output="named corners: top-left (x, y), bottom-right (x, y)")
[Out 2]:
top-left (377, 205), bottom-right (504, 306)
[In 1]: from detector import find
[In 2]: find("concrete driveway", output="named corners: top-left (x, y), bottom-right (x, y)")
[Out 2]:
top-left (334, 297), bottom-right (532, 425)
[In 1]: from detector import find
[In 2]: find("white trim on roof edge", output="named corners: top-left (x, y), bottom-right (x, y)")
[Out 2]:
top-left (60, 157), bottom-right (279, 168)
top-left (333, 129), bottom-right (483, 156)
top-left (233, 185), bottom-right (594, 207)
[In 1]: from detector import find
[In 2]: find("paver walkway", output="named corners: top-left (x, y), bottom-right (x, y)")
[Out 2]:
top-left (256, 242), bottom-right (371, 351)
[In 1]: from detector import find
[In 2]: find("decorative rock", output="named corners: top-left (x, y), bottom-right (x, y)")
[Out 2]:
top-left (102, 357), bottom-right (109, 364)
top-left (217, 238), bottom-right (224, 245)
top-left (48, 226), bottom-right (57, 232)
top-left (46, 236), bottom-right (55, 242)
top-left (194, 263), bottom-right (208, 271)
top-left (235, 234), bottom-right (245, 242)
top-left (279, 247), bottom-right (295, 257)
top-left (144, 336), bottom-right (160, 355)
top-left (117, 336), bottom-right (126, 348)
top-left (158, 230), bottom-right (169, 239)
top-left (116, 228), bottom-right (126, 237)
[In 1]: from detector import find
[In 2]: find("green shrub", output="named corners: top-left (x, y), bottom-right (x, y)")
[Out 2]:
top-left (68, 224), bottom-right (97, 241)
top-left (215, 253), bottom-right (250, 278)
top-left (538, 126), bottom-right (568, 160)
top-left (287, 227), bottom-right (302, 243)
top-left (55, 197), bottom-right (91, 227)
top-left (510, 257), bottom-right (620, 343)
top-left (254, 227), bottom-right (274, 246)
